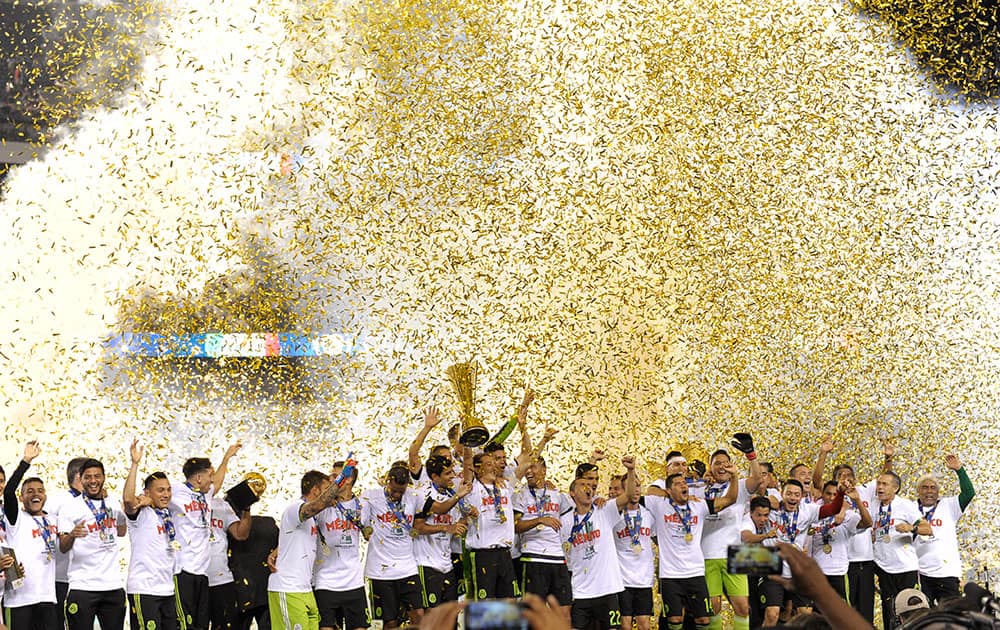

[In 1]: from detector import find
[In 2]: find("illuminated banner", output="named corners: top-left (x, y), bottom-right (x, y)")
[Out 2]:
top-left (104, 333), bottom-right (362, 357)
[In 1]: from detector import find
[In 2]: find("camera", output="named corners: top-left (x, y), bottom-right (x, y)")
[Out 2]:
top-left (727, 543), bottom-right (782, 576)
top-left (464, 599), bottom-right (530, 630)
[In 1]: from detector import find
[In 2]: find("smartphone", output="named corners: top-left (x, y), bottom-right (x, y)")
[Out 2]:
top-left (464, 599), bottom-right (529, 630)
top-left (727, 543), bottom-right (782, 575)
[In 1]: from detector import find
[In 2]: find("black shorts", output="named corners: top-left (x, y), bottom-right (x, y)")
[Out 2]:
top-left (66, 588), bottom-right (126, 630)
top-left (4, 603), bottom-right (59, 630)
top-left (760, 579), bottom-right (811, 610)
top-left (128, 593), bottom-right (179, 630)
top-left (369, 576), bottom-right (422, 623)
top-left (571, 593), bottom-right (622, 629)
top-left (417, 566), bottom-right (457, 608)
top-left (468, 548), bottom-right (518, 600)
top-left (659, 577), bottom-right (712, 619)
top-left (315, 587), bottom-right (369, 629)
top-left (619, 586), bottom-right (653, 617)
top-left (521, 561), bottom-right (572, 607)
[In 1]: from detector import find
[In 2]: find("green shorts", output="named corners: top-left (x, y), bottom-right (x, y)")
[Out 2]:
top-left (705, 558), bottom-right (749, 598)
top-left (269, 590), bottom-right (320, 630)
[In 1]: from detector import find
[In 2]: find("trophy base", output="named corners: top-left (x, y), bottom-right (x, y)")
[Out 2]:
top-left (459, 426), bottom-right (490, 448)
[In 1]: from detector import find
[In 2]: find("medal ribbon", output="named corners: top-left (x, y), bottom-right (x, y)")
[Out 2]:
top-left (0, 505), bottom-right (6, 533)
top-left (84, 497), bottom-right (110, 533)
top-left (818, 515), bottom-right (835, 545)
top-left (669, 499), bottom-right (694, 537)
top-left (705, 481), bottom-right (729, 501)
top-left (778, 508), bottom-right (799, 542)
top-left (32, 515), bottom-right (57, 555)
top-left (384, 490), bottom-right (412, 533)
top-left (625, 509), bottom-right (642, 547)
top-left (184, 482), bottom-right (209, 528)
top-left (529, 486), bottom-right (549, 516)
top-left (484, 482), bottom-right (505, 521)
top-left (433, 483), bottom-right (471, 516)
top-left (921, 502), bottom-right (938, 522)
top-left (875, 502), bottom-right (892, 540)
top-left (335, 499), bottom-right (363, 531)
top-left (154, 508), bottom-right (178, 547)
top-left (567, 508), bottom-right (593, 547)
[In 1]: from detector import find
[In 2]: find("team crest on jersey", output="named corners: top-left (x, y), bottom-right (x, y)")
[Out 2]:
top-left (68, 603), bottom-right (79, 614)
top-left (146, 621), bottom-right (156, 630)
top-left (478, 588), bottom-right (488, 599)
top-left (429, 593), bottom-right (438, 604)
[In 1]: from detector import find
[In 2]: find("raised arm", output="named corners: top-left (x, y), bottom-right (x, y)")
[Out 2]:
top-left (516, 388), bottom-right (535, 458)
top-left (462, 447), bottom-right (475, 486)
top-left (844, 481), bottom-right (872, 530)
top-left (712, 462), bottom-right (742, 511)
top-left (731, 432), bottom-right (761, 493)
top-left (616, 456), bottom-right (637, 511)
top-left (5, 441), bottom-right (41, 526)
top-left (212, 441), bottom-right (243, 494)
top-left (812, 435), bottom-right (833, 492)
top-left (228, 509), bottom-right (252, 541)
top-left (881, 439), bottom-right (894, 474)
top-left (409, 406), bottom-right (442, 476)
top-left (298, 477), bottom-right (341, 522)
top-left (123, 439), bottom-right (145, 517)
top-left (429, 479), bottom-right (472, 514)
top-left (947, 454), bottom-right (975, 511)
top-left (817, 489), bottom-right (845, 519)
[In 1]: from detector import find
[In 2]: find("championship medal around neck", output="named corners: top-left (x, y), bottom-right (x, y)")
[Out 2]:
top-left (684, 533), bottom-right (693, 543)
top-left (822, 543), bottom-right (832, 554)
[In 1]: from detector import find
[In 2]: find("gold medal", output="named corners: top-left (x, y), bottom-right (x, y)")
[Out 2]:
top-left (321, 541), bottom-right (332, 556)
top-left (684, 533), bottom-right (693, 543)
top-left (362, 526), bottom-right (374, 539)
top-left (170, 540), bottom-right (182, 551)
top-left (562, 541), bottom-right (572, 555)
top-left (499, 512), bottom-right (507, 524)
top-left (823, 544), bottom-right (832, 554)
top-left (883, 534), bottom-right (891, 543)
top-left (409, 529), bottom-right (419, 539)
top-left (631, 543), bottom-right (641, 554)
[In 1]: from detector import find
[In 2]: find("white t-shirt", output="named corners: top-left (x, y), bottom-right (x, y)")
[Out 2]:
top-left (740, 513), bottom-right (777, 547)
top-left (612, 505), bottom-right (655, 588)
top-left (847, 481), bottom-right (876, 562)
top-left (268, 499), bottom-right (319, 593)
top-left (313, 498), bottom-right (365, 591)
top-left (650, 478), bottom-right (706, 499)
top-left (46, 489), bottom-right (78, 583)
top-left (206, 498), bottom-right (240, 587)
top-left (810, 510), bottom-right (862, 576)
top-left (871, 496), bottom-right (921, 573)
top-left (466, 479), bottom-right (515, 550)
top-left (170, 481), bottom-right (214, 576)
top-left (126, 506), bottom-right (181, 597)
top-left (0, 506), bottom-right (7, 603)
top-left (914, 496), bottom-right (964, 579)
top-left (701, 479), bottom-right (752, 560)
top-left (767, 503), bottom-right (823, 579)
top-left (560, 502), bottom-right (625, 599)
top-left (645, 496), bottom-right (711, 578)
top-left (4, 509), bottom-right (59, 607)
top-left (361, 488), bottom-right (421, 580)
top-left (58, 495), bottom-right (126, 591)
top-left (414, 486), bottom-right (461, 574)
top-left (512, 486), bottom-right (573, 563)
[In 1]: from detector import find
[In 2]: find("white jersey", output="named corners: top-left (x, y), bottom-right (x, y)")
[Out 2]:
top-left (58, 494), bottom-right (126, 591)
top-left (4, 509), bottom-right (59, 607)
top-left (46, 489), bottom-right (78, 583)
top-left (767, 502), bottom-right (823, 579)
top-left (313, 498), bottom-right (365, 591)
top-left (650, 478), bottom-right (706, 499)
top-left (0, 504), bottom-right (7, 604)
top-left (914, 496), bottom-right (964, 579)
top-left (810, 510), bottom-right (863, 576)
top-left (466, 479), bottom-right (515, 550)
top-left (740, 514), bottom-right (777, 547)
top-left (268, 499), bottom-right (319, 593)
top-left (512, 486), bottom-right (573, 563)
top-left (126, 506), bottom-right (181, 597)
top-left (560, 502), bottom-right (625, 599)
top-left (170, 481), bottom-right (214, 576)
top-left (847, 481), bottom-right (876, 562)
top-left (701, 478), bottom-right (752, 559)
top-left (361, 488), bottom-right (421, 580)
top-left (871, 496), bottom-right (921, 573)
top-left (414, 485), bottom-right (460, 574)
top-left (612, 505), bottom-right (655, 588)
top-left (645, 496), bottom-right (711, 578)
top-left (206, 498), bottom-right (239, 587)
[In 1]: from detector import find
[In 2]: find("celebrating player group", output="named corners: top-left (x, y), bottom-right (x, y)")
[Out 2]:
top-left (0, 389), bottom-right (977, 630)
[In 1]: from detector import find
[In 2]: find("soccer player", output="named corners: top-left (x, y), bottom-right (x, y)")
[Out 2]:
top-left (740, 495), bottom-right (778, 629)
top-left (206, 492), bottom-right (251, 630)
top-left (52, 455), bottom-right (88, 628)
top-left (228, 513), bottom-right (279, 630)
top-left (314, 460), bottom-right (369, 630)
top-left (562, 456), bottom-right (637, 630)
top-left (871, 471), bottom-right (922, 630)
top-left (700, 435), bottom-right (761, 630)
top-left (2, 441), bottom-right (59, 628)
top-left (172, 442), bottom-right (242, 630)
top-left (513, 457), bottom-right (573, 620)
top-left (413, 455), bottom-right (472, 610)
top-left (267, 468), bottom-right (345, 630)
top-left (612, 472), bottom-right (654, 630)
top-left (58, 458), bottom-right (128, 630)
top-left (463, 447), bottom-right (518, 601)
top-left (361, 464), bottom-right (425, 629)
top-left (811, 434), bottom-right (893, 624)
top-left (645, 461), bottom-right (741, 630)
top-left (808, 480), bottom-right (871, 604)
top-left (123, 439), bottom-right (182, 630)
top-left (913, 454), bottom-right (975, 604)
top-left (759, 478), bottom-right (844, 627)
top-left (407, 406), bottom-right (453, 488)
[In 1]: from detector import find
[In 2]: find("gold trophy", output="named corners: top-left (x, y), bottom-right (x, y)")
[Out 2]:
top-left (447, 362), bottom-right (490, 447)
top-left (225, 472), bottom-right (267, 514)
